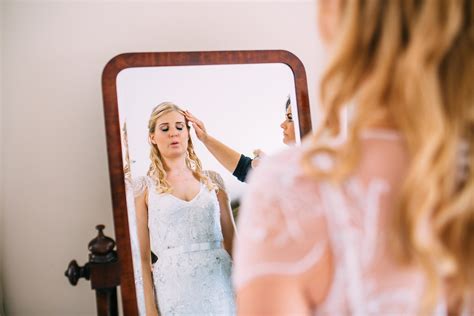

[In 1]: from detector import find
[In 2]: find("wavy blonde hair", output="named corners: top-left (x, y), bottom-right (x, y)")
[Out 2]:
top-left (303, 0), bottom-right (473, 313)
top-left (147, 102), bottom-right (216, 193)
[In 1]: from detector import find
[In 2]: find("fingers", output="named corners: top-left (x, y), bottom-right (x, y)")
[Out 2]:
top-left (184, 110), bottom-right (194, 120)
top-left (253, 149), bottom-right (266, 158)
top-left (252, 149), bottom-right (266, 168)
top-left (191, 121), bottom-right (204, 134)
top-left (184, 110), bottom-right (199, 123)
top-left (184, 110), bottom-right (208, 141)
top-left (251, 157), bottom-right (262, 168)
top-left (184, 110), bottom-right (197, 125)
top-left (184, 110), bottom-right (206, 132)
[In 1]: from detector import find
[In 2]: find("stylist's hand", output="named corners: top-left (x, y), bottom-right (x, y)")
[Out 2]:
top-left (185, 111), bottom-right (208, 142)
top-left (251, 149), bottom-right (266, 168)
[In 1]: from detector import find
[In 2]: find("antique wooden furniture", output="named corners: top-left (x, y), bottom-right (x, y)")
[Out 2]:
top-left (65, 225), bottom-right (120, 316)
top-left (67, 50), bottom-right (312, 315)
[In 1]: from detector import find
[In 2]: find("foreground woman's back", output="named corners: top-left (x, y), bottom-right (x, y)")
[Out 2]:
top-left (234, 129), bottom-right (473, 314)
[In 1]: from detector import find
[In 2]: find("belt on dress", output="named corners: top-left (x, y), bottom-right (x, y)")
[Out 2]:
top-left (161, 241), bottom-right (223, 256)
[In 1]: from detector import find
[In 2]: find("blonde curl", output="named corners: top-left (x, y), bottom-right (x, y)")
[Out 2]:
top-left (303, 0), bottom-right (473, 313)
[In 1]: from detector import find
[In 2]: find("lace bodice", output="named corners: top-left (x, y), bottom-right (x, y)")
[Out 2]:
top-left (233, 131), bottom-right (450, 315)
top-left (133, 172), bottom-right (226, 256)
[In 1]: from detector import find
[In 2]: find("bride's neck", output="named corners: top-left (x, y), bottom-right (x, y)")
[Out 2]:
top-left (163, 156), bottom-right (189, 174)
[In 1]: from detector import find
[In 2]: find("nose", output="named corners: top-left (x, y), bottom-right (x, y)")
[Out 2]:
top-left (169, 127), bottom-right (179, 137)
top-left (280, 120), bottom-right (286, 129)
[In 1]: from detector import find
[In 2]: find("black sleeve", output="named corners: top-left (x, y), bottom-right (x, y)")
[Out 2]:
top-left (232, 154), bottom-right (253, 182)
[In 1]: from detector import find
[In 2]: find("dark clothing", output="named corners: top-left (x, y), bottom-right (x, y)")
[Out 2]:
top-left (232, 154), bottom-right (253, 182)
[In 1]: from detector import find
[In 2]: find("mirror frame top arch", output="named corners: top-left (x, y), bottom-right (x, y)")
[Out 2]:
top-left (101, 50), bottom-right (312, 315)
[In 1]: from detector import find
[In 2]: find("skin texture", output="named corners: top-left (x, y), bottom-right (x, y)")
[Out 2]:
top-left (237, 248), bottom-right (334, 315)
top-left (280, 106), bottom-right (296, 145)
top-left (317, 0), bottom-right (343, 47)
top-left (135, 110), bottom-right (236, 316)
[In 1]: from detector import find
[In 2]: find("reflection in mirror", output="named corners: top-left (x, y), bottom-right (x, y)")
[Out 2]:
top-left (119, 63), bottom-right (300, 193)
top-left (103, 51), bottom-right (311, 315)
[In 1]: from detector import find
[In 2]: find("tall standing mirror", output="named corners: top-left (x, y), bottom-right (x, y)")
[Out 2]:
top-left (102, 51), bottom-right (311, 315)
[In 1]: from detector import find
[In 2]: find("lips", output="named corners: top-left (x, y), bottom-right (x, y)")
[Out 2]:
top-left (170, 141), bottom-right (180, 146)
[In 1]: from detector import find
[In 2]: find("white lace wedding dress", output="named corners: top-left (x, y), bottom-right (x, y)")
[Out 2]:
top-left (135, 173), bottom-right (235, 315)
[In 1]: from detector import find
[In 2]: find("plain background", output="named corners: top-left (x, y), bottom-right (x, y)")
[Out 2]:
top-left (0, 0), bottom-right (326, 315)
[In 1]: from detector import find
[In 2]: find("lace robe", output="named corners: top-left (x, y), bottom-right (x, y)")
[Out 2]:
top-left (233, 130), bottom-right (463, 315)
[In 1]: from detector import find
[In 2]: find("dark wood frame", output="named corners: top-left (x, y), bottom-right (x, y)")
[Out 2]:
top-left (101, 50), bottom-right (311, 315)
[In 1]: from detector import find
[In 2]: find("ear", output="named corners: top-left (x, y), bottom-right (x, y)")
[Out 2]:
top-left (150, 134), bottom-right (156, 145)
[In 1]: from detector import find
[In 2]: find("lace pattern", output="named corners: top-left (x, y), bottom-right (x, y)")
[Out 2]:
top-left (233, 148), bottom-right (330, 289)
top-left (234, 132), bottom-right (451, 315)
top-left (204, 169), bottom-right (227, 193)
top-left (132, 176), bottom-right (148, 198)
top-left (141, 172), bottom-right (236, 315)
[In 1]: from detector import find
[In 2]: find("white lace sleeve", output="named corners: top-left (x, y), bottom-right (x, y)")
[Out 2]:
top-left (204, 170), bottom-right (227, 193)
top-left (233, 149), bottom-right (330, 290)
top-left (132, 176), bottom-right (148, 198)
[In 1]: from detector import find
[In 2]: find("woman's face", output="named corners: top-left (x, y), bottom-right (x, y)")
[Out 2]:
top-left (150, 110), bottom-right (189, 158)
top-left (280, 106), bottom-right (296, 145)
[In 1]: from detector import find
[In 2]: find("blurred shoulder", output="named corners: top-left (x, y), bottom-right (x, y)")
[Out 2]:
top-left (245, 144), bottom-right (316, 191)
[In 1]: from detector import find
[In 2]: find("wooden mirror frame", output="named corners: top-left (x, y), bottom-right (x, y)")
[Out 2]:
top-left (101, 50), bottom-right (312, 315)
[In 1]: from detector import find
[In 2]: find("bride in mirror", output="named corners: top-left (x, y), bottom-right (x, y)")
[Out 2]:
top-left (133, 102), bottom-right (236, 315)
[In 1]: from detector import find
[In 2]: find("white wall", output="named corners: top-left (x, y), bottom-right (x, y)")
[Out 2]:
top-left (1, 1), bottom-right (324, 315)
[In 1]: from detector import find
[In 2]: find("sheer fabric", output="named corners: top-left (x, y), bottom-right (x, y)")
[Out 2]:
top-left (234, 131), bottom-right (449, 315)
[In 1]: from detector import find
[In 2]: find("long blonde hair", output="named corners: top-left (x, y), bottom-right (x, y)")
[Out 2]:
top-left (303, 0), bottom-right (473, 312)
top-left (147, 102), bottom-right (216, 193)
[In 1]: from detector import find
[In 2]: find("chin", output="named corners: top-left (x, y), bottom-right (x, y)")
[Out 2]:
top-left (164, 149), bottom-right (187, 158)
top-left (283, 137), bottom-right (296, 146)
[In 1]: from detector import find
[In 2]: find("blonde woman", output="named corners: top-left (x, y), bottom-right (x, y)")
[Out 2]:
top-left (134, 102), bottom-right (236, 315)
top-left (234, 0), bottom-right (473, 315)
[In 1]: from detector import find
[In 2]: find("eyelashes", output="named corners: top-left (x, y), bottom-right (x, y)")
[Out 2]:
top-left (160, 123), bottom-right (185, 132)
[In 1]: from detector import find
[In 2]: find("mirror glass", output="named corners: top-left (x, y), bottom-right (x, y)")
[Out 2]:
top-left (115, 63), bottom-right (303, 315)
